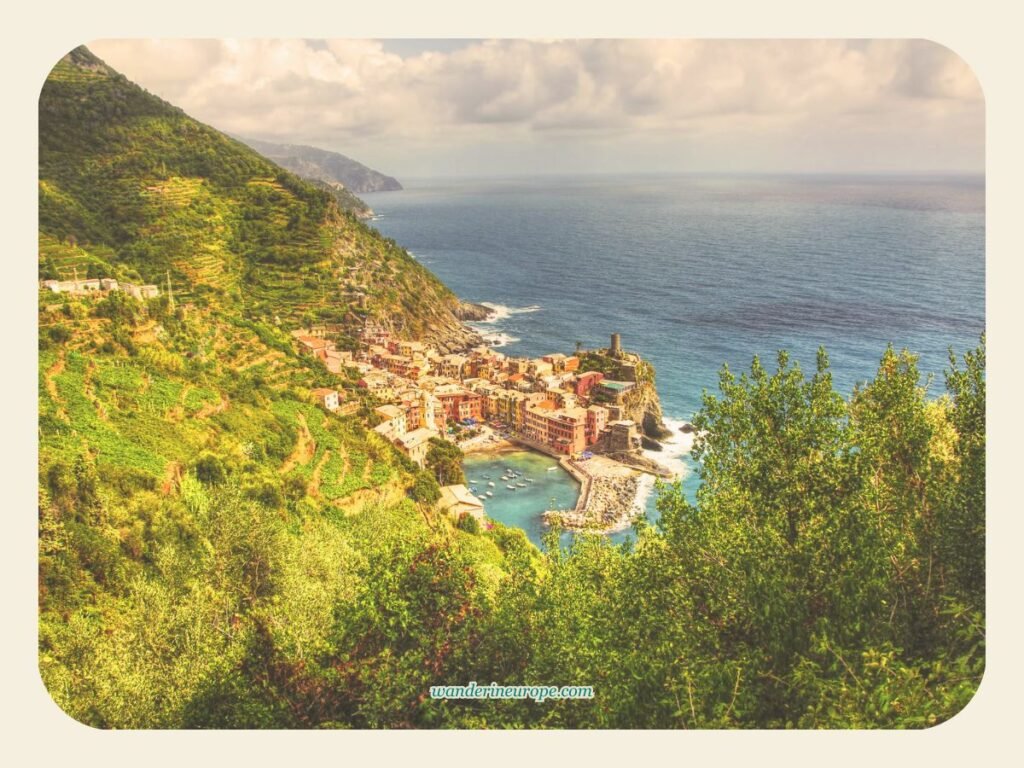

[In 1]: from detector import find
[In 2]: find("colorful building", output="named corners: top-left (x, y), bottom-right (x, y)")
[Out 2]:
top-left (524, 401), bottom-right (587, 455)
top-left (394, 427), bottom-right (436, 468)
top-left (594, 379), bottom-right (635, 403)
top-left (373, 404), bottom-right (406, 439)
top-left (586, 405), bottom-right (609, 445)
top-left (575, 370), bottom-right (605, 398)
top-left (296, 336), bottom-right (331, 362)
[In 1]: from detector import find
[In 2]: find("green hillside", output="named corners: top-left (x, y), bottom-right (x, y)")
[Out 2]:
top-left (39, 46), bottom-right (472, 344)
top-left (37, 46), bottom-right (985, 730)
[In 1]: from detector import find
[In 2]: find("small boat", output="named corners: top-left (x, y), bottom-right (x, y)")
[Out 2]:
top-left (488, 482), bottom-right (495, 487)
top-left (526, 478), bottom-right (535, 483)
top-left (516, 482), bottom-right (527, 488)
top-left (506, 485), bottom-right (515, 490)
top-left (547, 467), bottom-right (558, 472)
top-left (486, 491), bottom-right (493, 497)
top-left (477, 495), bottom-right (487, 501)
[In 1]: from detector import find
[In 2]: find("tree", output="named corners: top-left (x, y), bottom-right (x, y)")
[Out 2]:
top-left (639, 342), bottom-right (987, 727)
top-left (409, 470), bottom-right (441, 505)
top-left (425, 437), bottom-right (465, 486)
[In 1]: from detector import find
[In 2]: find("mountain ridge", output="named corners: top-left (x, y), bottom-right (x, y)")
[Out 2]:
top-left (238, 136), bottom-right (403, 193)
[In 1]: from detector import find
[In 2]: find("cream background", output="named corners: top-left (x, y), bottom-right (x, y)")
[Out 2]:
top-left (3, 0), bottom-right (1019, 764)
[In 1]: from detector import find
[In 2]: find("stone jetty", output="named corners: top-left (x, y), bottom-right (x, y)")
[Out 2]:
top-left (544, 454), bottom-right (649, 532)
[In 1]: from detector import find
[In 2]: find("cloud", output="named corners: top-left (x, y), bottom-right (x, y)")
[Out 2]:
top-left (85, 38), bottom-right (983, 175)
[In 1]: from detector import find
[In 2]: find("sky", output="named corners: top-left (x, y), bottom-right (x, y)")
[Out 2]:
top-left (87, 38), bottom-right (984, 179)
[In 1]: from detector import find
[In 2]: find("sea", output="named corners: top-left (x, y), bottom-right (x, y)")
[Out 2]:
top-left (362, 174), bottom-right (985, 546)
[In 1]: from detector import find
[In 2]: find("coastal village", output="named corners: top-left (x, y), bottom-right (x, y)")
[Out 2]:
top-left (295, 321), bottom-right (677, 532)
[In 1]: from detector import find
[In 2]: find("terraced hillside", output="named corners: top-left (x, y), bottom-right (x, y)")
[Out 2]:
top-left (39, 46), bottom-right (477, 348)
top-left (38, 291), bottom-right (401, 511)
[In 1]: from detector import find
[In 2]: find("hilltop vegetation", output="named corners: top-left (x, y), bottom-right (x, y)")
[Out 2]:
top-left (37, 46), bottom-right (985, 729)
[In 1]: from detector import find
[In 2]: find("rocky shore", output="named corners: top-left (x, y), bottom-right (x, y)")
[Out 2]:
top-left (543, 455), bottom-right (651, 533)
top-left (417, 301), bottom-right (497, 353)
top-left (454, 301), bottom-right (497, 322)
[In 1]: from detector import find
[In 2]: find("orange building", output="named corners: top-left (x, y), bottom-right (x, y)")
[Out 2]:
top-left (524, 401), bottom-right (587, 455)
top-left (296, 336), bottom-right (331, 362)
top-left (436, 390), bottom-right (484, 423)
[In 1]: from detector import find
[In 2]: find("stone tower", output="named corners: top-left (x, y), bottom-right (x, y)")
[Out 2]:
top-left (610, 332), bottom-right (622, 357)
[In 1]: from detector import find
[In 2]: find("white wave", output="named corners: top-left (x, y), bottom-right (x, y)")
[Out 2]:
top-left (633, 472), bottom-right (657, 514)
top-left (642, 416), bottom-right (697, 481)
top-left (474, 302), bottom-right (543, 323)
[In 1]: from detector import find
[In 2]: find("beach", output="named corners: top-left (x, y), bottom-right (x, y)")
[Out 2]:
top-left (457, 425), bottom-right (519, 454)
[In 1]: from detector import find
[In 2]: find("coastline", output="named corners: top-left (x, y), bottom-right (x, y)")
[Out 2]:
top-left (641, 417), bottom-right (696, 481)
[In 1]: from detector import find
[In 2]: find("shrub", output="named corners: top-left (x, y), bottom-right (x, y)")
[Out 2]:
top-left (193, 452), bottom-right (227, 485)
top-left (456, 513), bottom-right (481, 535)
top-left (48, 325), bottom-right (72, 344)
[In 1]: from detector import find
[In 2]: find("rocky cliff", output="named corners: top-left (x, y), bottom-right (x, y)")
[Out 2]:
top-left (578, 348), bottom-right (673, 441)
top-left (454, 302), bottom-right (496, 322)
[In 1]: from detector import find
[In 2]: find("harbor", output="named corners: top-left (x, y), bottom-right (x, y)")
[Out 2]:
top-left (462, 451), bottom-right (581, 546)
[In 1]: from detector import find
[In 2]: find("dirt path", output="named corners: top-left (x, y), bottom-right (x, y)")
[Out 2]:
top-left (307, 449), bottom-right (330, 498)
top-left (83, 361), bottom-right (109, 421)
top-left (281, 413), bottom-right (315, 474)
top-left (44, 353), bottom-right (64, 399)
top-left (43, 352), bottom-right (69, 421)
top-left (160, 461), bottom-right (183, 495)
top-left (194, 395), bottom-right (229, 419)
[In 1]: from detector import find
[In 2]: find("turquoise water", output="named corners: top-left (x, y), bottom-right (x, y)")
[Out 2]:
top-left (463, 451), bottom-right (580, 547)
